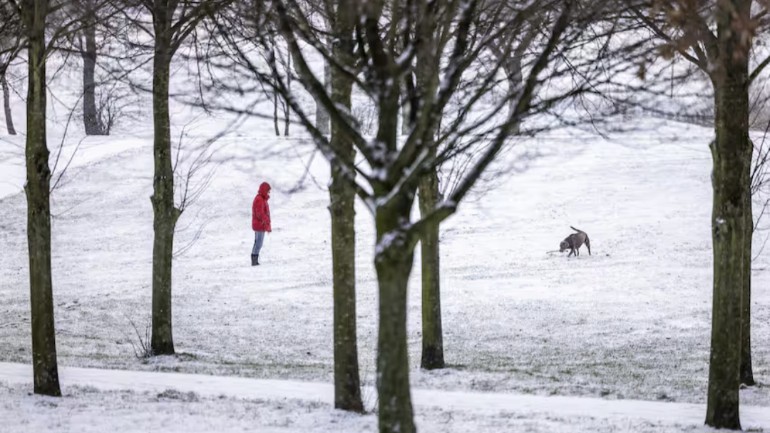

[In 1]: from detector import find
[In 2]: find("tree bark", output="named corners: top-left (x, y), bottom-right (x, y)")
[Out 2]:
top-left (150, 28), bottom-right (179, 356)
top-left (316, 55), bottom-right (330, 135)
top-left (81, 3), bottom-right (105, 136)
top-left (705, 3), bottom-right (751, 426)
top-left (418, 158), bottom-right (444, 370)
top-left (740, 158), bottom-right (754, 386)
top-left (504, 59), bottom-right (523, 135)
top-left (23, 0), bottom-right (61, 397)
top-left (329, 130), bottom-right (363, 411)
top-left (328, 1), bottom-right (363, 412)
top-left (283, 53), bottom-right (291, 136)
top-left (2, 72), bottom-right (16, 135)
top-left (375, 197), bottom-right (416, 433)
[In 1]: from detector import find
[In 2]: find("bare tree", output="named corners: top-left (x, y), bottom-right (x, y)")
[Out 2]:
top-left (0, 2), bottom-right (22, 135)
top-left (223, 0), bottom-right (617, 431)
top-left (133, 0), bottom-right (232, 356)
top-left (622, 0), bottom-right (770, 427)
top-left (73, 0), bottom-right (108, 134)
top-left (9, 0), bottom-right (61, 397)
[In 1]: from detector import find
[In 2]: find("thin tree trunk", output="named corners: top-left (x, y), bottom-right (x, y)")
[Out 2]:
top-left (400, 94), bottom-right (410, 136)
top-left (705, 3), bottom-right (751, 424)
top-left (505, 60), bottom-right (523, 135)
top-left (283, 52), bottom-right (291, 136)
top-left (375, 184), bottom-right (416, 433)
top-left (316, 57), bottom-right (331, 135)
top-left (24, 0), bottom-right (61, 397)
top-left (150, 34), bottom-right (179, 356)
top-left (329, 1), bottom-right (362, 412)
top-left (273, 90), bottom-right (280, 136)
top-left (418, 169), bottom-right (443, 370)
top-left (329, 124), bottom-right (363, 411)
top-left (2, 72), bottom-right (16, 135)
top-left (81, 3), bottom-right (105, 136)
top-left (740, 162), bottom-right (754, 386)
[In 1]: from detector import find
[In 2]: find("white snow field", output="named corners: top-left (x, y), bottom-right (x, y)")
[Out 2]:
top-left (2, 362), bottom-right (770, 432)
top-left (1, 112), bottom-right (770, 431)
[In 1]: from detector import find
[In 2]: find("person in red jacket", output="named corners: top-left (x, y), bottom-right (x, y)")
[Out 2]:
top-left (251, 182), bottom-right (272, 266)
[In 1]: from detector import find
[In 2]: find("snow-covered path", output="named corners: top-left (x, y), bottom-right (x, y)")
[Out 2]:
top-left (2, 362), bottom-right (768, 431)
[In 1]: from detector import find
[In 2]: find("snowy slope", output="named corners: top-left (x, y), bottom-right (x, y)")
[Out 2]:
top-left (1, 116), bottom-right (769, 414)
top-left (2, 15), bottom-right (769, 429)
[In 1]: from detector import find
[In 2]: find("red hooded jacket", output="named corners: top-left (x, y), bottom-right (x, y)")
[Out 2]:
top-left (252, 182), bottom-right (271, 232)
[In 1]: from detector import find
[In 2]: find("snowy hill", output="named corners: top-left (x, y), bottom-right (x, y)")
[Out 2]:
top-left (2, 43), bottom-right (770, 429)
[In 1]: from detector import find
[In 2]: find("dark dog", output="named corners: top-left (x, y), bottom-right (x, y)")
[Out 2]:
top-left (560, 226), bottom-right (591, 257)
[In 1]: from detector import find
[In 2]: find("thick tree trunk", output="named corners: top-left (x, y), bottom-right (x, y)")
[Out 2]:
top-left (375, 197), bottom-right (416, 433)
top-left (81, 7), bottom-right (105, 136)
top-left (150, 37), bottom-right (179, 356)
top-left (24, 0), bottom-right (61, 397)
top-left (705, 3), bottom-right (751, 424)
top-left (2, 72), bottom-right (15, 135)
top-left (418, 166), bottom-right (444, 370)
top-left (740, 165), bottom-right (754, 386)
top-left (329, 53), bottom-right (363, 413)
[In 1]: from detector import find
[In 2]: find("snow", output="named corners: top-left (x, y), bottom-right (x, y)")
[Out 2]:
top-left (1, 48), bottom-right (769, 430)
top-left (2, 362), bottom-right (769, 432)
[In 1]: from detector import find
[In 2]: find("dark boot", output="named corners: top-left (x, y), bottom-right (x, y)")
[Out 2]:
top-left (251, 254), bottom-right (259, 266)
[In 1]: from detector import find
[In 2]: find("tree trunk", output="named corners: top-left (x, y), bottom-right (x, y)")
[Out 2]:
top-left (150, 35), bottom-right (179, 356)
top-left (705, 3), bottom-right (751, 425)
top-left (418, 164), bottom-right (444, 370)
top-left (283, 53), bottom-right (291, 136)
top-left (504, 59), bottom-right (523, 135)
top-left (2, 72), bottom-right (16, 135)
top-left (740, 160), bottom-right (754, 386)
top-left (273, 90), bottom-right (280, 136)
top-left (400, 95), bottom-right (410, 136)
top-left (81, 3), bottom-right (105, 136)
top-left (316, 56), bottom-right (330, 135)
top-left (329, 140), bottom-right (363, 412)
top-left (23, 0), bottom-right (61, 397)
top-left (375, 197), bottom-right (416, 433)
top-left (328, 1), bottom-right (362, 412)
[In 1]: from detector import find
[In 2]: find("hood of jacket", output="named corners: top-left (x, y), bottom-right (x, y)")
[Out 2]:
top-left (258, 182), bottom-right (271, 199)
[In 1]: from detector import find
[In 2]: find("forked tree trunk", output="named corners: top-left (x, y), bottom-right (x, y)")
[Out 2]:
top-left (375, 195), bottom-right (416, 433)
top-left (81, 5), bottom-right (106, 136)
top-left (24, 0), bottom-right (61, 397)
top-left (329, 40), bottom-right (363, 412)
top-left (705, 4), bottom-right (751, 423)
top-left (418, 162), bottom-right (444, 370)
top-left (150, 33), bottom-right (179, 356)
top-left (2, 72), bottom-right (15, 135)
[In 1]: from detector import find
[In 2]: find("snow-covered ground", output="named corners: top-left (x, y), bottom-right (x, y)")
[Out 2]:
top-left (1, 114), bottom-right (769, 430)
top-left (3, 362), bottom-right (770, 432)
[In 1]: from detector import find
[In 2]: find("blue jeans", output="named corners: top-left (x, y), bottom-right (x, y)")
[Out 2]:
top-left (252, 231), bottom-right (265, 256)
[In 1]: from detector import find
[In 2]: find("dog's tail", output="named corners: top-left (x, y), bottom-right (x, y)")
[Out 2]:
top-left (570, 226), bottom-right (584, 233)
